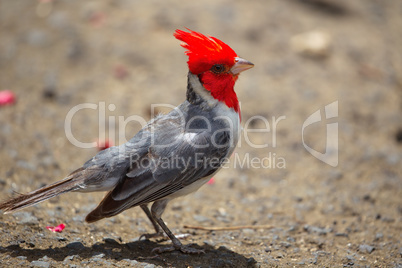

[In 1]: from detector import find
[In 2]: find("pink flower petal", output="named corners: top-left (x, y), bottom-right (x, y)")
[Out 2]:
top-left (0, 90), bottom-right (16, 106)
top-left (207, 177), bottom-right (215, 185)
top-left (46, 223), bottom-right (66, 233)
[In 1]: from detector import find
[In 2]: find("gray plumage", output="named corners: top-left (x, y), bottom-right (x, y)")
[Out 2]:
top-left (0, 74), bottom-right (239, 254)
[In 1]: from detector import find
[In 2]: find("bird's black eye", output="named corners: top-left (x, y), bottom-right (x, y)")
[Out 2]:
top-left (211, 64), bottom-right (225, 74)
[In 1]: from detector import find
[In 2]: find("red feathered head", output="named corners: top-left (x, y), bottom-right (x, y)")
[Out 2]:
top-left (174, 29), bottom-right (238, 75)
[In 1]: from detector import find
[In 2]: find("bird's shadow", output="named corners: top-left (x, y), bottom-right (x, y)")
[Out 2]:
top-left (0, 239), bottom-right (255, 267)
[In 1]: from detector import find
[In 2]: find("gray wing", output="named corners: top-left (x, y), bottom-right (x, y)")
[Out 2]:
top-left (85, 107), bottom-right (232, 221)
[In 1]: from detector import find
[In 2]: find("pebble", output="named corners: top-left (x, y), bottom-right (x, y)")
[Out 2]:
top-left (242, 228), bottom-right (255, 235)
top-left (381, 217), bottom-right (395, 223)
top-left (291, 30), bottom-right (332, 58)
top-left (30, 261), bottom-right (50, 268)
top-left (203, 240), bottom-right (216, 247)
top-left (102, 237), bottom-right (120, 244)
top-left (91, 253), bottom-right (105, 259)
top-left (66, 242), bottom-right (85, 250)
top-left (287, 236), bottom-right (296, 242)
top-left (303, 225), bottom-right (332, 235)
top-left (359, 244), bottom-right (375, 254)
top-left (16, 160), bottom-right (36, 171)
top-left (38, 256), bottom-right (50, 261)
top-left (26, 30), bottom-right (49, 47)
top-left (373, 233), bottom-right (383, 241)
top-left (13, 212), bottom-right (38, 225)
top-left (63, 255), bottom-right (78, 263)
top-left (247, 257), bottom-right (257, 266)
top-left (56, 236), bottom-right (67, 241)
top-left (345, 255), bottom-right (355, 261)
top-left (122, 259), bottom-right (139, 266)
top-left (47, 12), bottom-right (69, 30)
top-left (335, 232), bottom-right (349, 237)
top-left (72, 215), bottom-right (84, 222)
top-left (143, 264), bottom-right (156, 268)
top-left (276, 252), bottom-right (285, 258)
top-left (193, 214), bottom-right (211, 223)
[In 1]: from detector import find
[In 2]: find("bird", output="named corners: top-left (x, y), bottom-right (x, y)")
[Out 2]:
top-left (0, 29), bottom-right (254, 254)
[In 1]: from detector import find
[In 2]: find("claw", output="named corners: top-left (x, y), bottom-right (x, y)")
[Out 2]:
top-left (152, 244), bottom-right (205, 254)
top-left (139, 232), bottom-right (166, 241)
top-left (139, 232), bottom-right (190, 241)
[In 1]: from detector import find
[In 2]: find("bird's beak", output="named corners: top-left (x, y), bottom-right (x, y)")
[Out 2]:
top-left (230, 57), bottom-right (254, 75)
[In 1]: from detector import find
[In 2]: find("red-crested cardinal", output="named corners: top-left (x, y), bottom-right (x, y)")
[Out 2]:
top-left (0, 29), bottom-right (254, 254)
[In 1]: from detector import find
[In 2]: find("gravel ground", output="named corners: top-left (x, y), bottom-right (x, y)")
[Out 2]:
top-left (0, 0), bottom-right (401, 267)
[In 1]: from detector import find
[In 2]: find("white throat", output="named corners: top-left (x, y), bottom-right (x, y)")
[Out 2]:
top-left (188, 73), bottom-right (220, 108)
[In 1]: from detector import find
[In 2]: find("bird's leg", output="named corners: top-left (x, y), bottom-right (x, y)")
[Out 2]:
top-left (150, 200), bottom-right (204, 254)
top-left (139, 204), bottom-right (165, 240)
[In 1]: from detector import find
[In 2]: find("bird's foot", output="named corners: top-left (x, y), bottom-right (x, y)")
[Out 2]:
top-left (140, 232), bottom-right (190, 241)
top-left (139, 231), bottom-right (166, 241)
top-left (152, 244), bottom-right (205, 254)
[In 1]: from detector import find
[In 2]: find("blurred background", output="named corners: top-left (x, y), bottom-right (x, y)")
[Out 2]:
top-left (0, 0), bottom-right (401, 267)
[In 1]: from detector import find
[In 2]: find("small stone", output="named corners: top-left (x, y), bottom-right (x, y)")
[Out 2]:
top-left (38, 256), bottom-right (50, 261)
top-left (381, 217), bottom-right (395, 223)
top-left (276, 252), bottom-right (285, 258)
top-left (287, 236), bottom-right (296, 242)
top-left (26, 30), bottom-right (49, 47)
top-left (203, 240), bottom-right (216, 247)
top-left (242, 228), bottom-right (255, 235)
top-left (359, 244), bottom-right (375, 254)
top-left (91, 253), bottom-right (105, 259)
top-left (374, 233), bottom-right (383, 241)
top-left (280, 242), bottom-right (291, 248)
top-left (247, 257), bottom-right (257, 266)
top-left (30, 260), bottom-right (50, 268)
top-left (72, 215), bottom-right (84, 222)
top-left (56, 236), bottom-right (67, 241)
top-left (343, 255), bottom-right (354, 263)
top-left (66, 242), bottom-right (85, 250)
top-left (193, 214), bottom-right (211, 223)
top-left (63, 255), bottom-right (78, 263)
top-left (102, 237), bottom-right (120, 245)
top-left (291, 30), bottom-right (332, 58)
top-left (122, 259), bottom-right (139, 265)
top-left (303, 225), bottom-right (332, 235)
top-left (13, 212), bottom-right (38, 225)
top-left (335, 232), bottom-right (349, 237)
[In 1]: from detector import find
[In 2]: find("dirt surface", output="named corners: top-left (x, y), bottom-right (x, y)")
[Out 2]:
top-left (0, 0), bottom-right (401, 267)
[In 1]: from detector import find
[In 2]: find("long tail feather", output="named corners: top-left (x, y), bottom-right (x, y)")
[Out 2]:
top-left (0, 168), bottom-right (84, 213)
